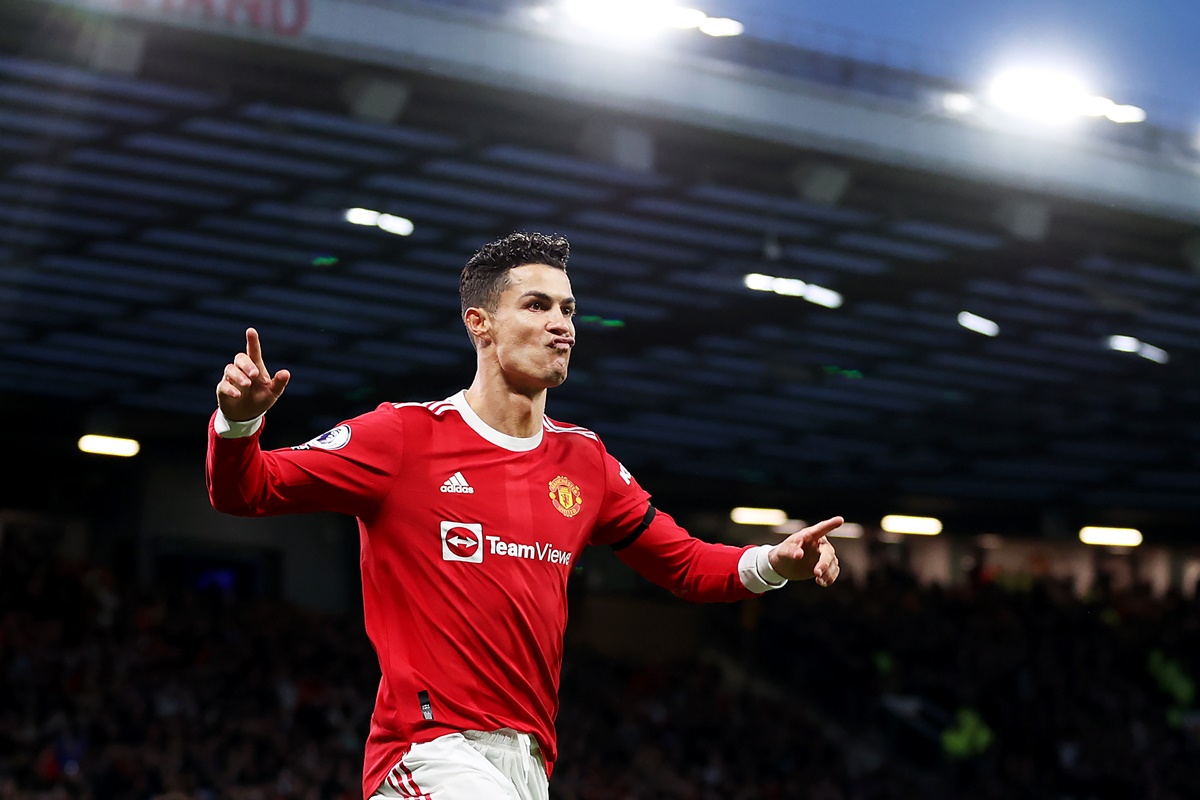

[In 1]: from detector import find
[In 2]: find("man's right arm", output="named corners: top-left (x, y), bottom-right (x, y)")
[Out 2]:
top-left (206, 328), bottom-right (398, 518)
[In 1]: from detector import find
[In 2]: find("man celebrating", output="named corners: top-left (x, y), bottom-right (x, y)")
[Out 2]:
top-left (207, 232), bottom-right (841, 800)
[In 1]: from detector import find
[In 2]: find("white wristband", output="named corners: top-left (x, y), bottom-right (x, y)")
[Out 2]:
top-left (738, 545), bottom-right (789, 594)
top-left (214, 408), bottom-right (264, 438)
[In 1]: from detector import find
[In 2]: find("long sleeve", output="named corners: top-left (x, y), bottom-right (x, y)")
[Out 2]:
top-left (206, 403), bottom-right (403, 519)
top-left (612, 507), bottom-right (757, 601)
top-left (589, 443), bottom-right (783, 602)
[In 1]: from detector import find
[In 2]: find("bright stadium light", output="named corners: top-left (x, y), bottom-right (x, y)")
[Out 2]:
top-left (346, 208), bottom-right (414, 237)
top-left (984, 66), bottom-right (1146, 126)
top-left (958, 311), bottom-right (1000, 337)
top-left (1107, 335), bottom-right (1169, 363)
top-left (1079, 526), bottom-right (1142, 547)
top-left (772, 277), bottom-right (807, 297)
top-left (1105, 104), bottom-right (1146, 124)
top-left (942, 92), bottom-right (976, 114)
top-left (558, 1), bottom-right (740, 40)
top-left (78, 434), bottom-right (140, 457)
top-left (1108, 334), bottom-right (1139, 353)
top-left (1081, 98), bottom-right (1146, 123)
top-left (698, 17), bottom-right (744, 36)
top-left (1137, 341), bottom-right (1169, 364)
top-left (376, 213), bottom-right (415, 237)
top-left (804, 284), bottom-right (843, 309)
top-left (731, 507), bottom-right (789, 526)
top-left (744, 273), bottom-right (776, 292)
top-left (744, 273), bottom-right (843, 308)
top-left (880, 515), bottom-right (943, 535)
top-left (345, 207), bottom-right (380, 226)
top-left (986, 68), bottom-right (1091, 125)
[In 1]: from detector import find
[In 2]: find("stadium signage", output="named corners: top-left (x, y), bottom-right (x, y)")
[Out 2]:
top-left (116, 0), bottom-right (310, 37)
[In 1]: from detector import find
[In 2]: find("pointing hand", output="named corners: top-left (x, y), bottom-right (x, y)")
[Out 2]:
top-left (216, 328), bottom-right (291, 422)
top-left (767, 516), bottom-right (843, 587)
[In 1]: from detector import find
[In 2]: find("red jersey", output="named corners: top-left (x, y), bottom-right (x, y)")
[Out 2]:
top-left (206, 391), bottom-right (769, 798)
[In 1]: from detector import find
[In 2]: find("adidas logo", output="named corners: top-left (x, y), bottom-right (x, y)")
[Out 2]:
top-left (440, 471), bottom-right (475, 494)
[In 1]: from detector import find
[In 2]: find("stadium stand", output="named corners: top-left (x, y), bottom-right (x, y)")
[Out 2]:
top-left (4, 528), bottom-right (1197, 799)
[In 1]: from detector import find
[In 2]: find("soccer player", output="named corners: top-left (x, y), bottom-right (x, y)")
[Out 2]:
top-left (207, 232), bottom-right (842, 800)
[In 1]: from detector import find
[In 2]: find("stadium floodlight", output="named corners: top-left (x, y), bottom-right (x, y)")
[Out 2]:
top-left (1107, 335), bottom-right (1169, 363)
top-left (986, 68), bottom-right (1092, 124)
top-left (345, 207), bottom-right (381, 226)
top-left (942, 92), bottom-right (976, 114)
top-left (78, 434), bottom-right (140, 457)
top-left (880, 514), bottom-right (942, 535)
top-left (958, 311), bottom-right (1000, 337)
top-left (558, 1), bottom-right (740, 40)
top-left (731, 507), bottom-right (789, 526)
top-left (984, 66), bottom-right (1146, 126)
top-left (744, 273), bottom-right (775, 292)
top-left (376, 213), bottom-right (415, 237)
top-left (1107, 335), bottom-right (1140, 353)
top-left (698, 17), bottom-right (744, 37)
top-left (1105, 104), bottom-right (1146, 124)
top-left (803, 284), bottom-right (843, 309)
top-left (1079, 526), bottom-right (1142, 547)
top-left (1078, 97), bottom-right (1146, 123)
top-left (744, 273), bottom-right (843, 308)
top-left (561, 1), bottom-right (711, 38)
top-left (1137, 342), bottom-right (1169, 364)
top-left (772, 277), bottom-right (807, 297)
top-left (346, 208), bottom-right (414, 237)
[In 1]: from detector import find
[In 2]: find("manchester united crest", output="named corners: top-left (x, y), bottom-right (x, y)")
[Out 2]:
top-left (548, 476), bottom-right (582, 518)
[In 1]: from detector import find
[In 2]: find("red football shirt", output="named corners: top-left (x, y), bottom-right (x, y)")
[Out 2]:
top-left (207, 391), bottom-right (761, 798)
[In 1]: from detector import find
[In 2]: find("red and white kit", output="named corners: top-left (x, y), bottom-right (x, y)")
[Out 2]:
top-left (207, 391), bottom-right (786, 799)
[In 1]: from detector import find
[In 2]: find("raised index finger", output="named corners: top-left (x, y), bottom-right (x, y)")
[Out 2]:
top-left (245, 327), bottom-right (266, 374)
top-left (801, 516), bottom-right (844, 545)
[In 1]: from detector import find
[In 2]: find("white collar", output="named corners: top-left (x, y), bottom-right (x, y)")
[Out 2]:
top-left (449, 390), bottom-right (543, 452)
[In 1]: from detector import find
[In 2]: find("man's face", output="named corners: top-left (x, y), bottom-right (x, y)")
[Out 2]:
top-left (485, 263), bottom-right (576, 391)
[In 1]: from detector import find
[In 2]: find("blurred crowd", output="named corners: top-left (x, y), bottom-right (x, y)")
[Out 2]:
top-left (2, 528), bottom-right (1198, 800)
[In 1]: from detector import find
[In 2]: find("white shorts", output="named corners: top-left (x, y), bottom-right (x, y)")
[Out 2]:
top-left (370, 728), bottom-right (550, 800)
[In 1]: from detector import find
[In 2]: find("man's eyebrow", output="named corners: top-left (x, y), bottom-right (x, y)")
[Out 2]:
top-left (520, 290), bottom-right (576, 305)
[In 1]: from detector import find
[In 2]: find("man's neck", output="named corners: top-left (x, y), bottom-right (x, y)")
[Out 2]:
top-left (463, 377), bottom-right (547, 439)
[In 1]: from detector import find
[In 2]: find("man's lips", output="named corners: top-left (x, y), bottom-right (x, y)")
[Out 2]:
top-left (550, 337), bottom-right (575, 350)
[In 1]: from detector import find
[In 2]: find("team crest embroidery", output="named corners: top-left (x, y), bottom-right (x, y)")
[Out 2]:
top-left (548, 476), bottom-right (582, 518)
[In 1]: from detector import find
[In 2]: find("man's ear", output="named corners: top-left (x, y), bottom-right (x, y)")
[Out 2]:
top-left (464, 307), bottom-right (491, 344)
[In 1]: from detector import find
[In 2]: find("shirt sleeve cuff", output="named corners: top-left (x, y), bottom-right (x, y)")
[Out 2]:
top-left (214, 408), bottom-right (264, 438)
top-left (738, 544), bottom-right (789, 594)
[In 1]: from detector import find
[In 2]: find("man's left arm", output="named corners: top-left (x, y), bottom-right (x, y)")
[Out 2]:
top-left (591, 448), bottom-right (841, 601)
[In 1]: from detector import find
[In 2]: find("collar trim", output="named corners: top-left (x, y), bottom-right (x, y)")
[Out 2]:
top-left (449, 391), bottom-right (544, 452)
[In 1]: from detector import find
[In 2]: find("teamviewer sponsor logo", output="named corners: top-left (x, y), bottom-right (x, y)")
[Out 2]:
top-left (439, 522), bottom-right (573, 568)
top-left (441, 521), bottom-right (483, 563)
top-left (440, 472), bottom-right (474, 494)
top-left (486, 537), bottom-right (573, 567)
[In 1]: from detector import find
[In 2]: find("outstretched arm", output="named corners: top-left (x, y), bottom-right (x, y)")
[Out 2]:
top-left (207, 328), bottom-right (397, 518)
top-left (593, 446), bottom-right (841, 600)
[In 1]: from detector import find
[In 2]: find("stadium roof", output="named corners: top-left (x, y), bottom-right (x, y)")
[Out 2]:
top-left (2, 1), bottom-right (1198, 542)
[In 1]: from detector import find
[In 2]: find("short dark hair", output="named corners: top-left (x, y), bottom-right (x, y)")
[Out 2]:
top-left (460, 231), bottom-right (570, 316)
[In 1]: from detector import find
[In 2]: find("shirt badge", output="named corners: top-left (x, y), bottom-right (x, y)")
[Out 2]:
top-left (548, 476), bottom-right (582, 518)
top-left (291, 424), bottom-right (351, 451)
